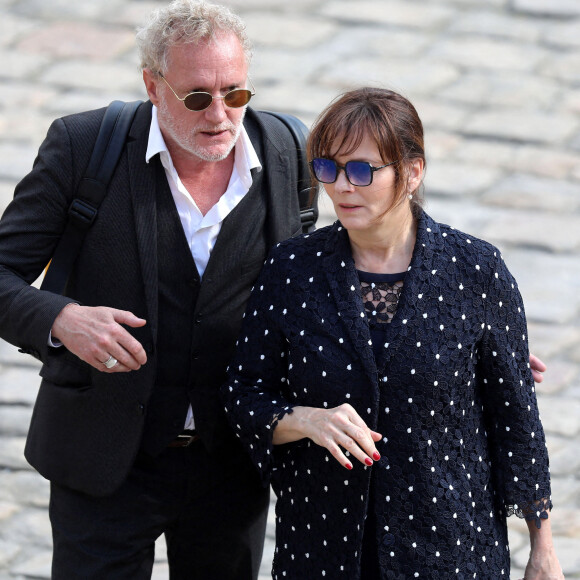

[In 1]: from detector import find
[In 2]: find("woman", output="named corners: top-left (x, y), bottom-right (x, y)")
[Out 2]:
top-left (221, 88), bottom-right (562, 579)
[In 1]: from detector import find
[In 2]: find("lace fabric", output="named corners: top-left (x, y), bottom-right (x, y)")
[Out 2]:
top-left (360, 278), bottom-right (404, 325)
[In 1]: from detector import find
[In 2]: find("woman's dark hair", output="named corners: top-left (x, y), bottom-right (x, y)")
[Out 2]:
top-left (307, 87), bottom-right (426, 216)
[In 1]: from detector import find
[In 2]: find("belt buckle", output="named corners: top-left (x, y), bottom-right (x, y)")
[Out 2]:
top-left (177, 433), bottom-right (195, 447)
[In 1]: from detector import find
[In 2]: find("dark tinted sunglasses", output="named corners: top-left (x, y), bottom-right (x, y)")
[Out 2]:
top-left (310, 158), bottom-right (397, 187)
top-left (160, 74), bottom-right (255, 112)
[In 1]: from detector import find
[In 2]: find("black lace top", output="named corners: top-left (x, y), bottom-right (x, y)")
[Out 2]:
top-left (222, 212), bottom-right (552, 580)
top-left (358, 270), bottom-right (406, 360)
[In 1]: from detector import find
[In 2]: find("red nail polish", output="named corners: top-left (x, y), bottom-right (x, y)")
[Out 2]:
top-left (373, 451), bottom-right (381, 461)
top-left (364, 457), bottom-right (373, 466)
top-left (345, 462), bottom-right (353, 470)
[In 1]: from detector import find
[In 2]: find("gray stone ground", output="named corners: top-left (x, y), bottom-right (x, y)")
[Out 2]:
top-left (0, 0), bottom-right (579, 578)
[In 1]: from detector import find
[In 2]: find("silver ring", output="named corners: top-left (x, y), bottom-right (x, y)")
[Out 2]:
top-left (103, 355), bottom-right (118, 369)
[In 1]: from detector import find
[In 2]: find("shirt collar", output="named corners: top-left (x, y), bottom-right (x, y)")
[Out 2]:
top-left (145, 105), bottom-right (262, 183)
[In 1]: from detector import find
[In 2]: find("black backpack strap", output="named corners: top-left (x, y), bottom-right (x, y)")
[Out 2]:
top-left (260, 111), bottom-right (318, 233)
top-left (41, 100), bottom-right (142, 294)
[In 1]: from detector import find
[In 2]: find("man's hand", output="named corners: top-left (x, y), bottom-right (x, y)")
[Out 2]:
top-left (530, 353), bottom-right (547, 384)
top-left (51, 304), bottom-right (147, 373)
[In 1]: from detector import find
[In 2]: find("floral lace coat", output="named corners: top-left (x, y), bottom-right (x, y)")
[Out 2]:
top-left (221, 211), bottom-right (551, 580)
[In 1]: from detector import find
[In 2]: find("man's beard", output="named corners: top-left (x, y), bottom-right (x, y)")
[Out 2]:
top-left (158, 100), bottom-right (245, 162)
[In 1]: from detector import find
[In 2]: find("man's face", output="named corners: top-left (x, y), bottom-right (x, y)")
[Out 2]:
top-left (146, 32), bottom-right (249, 163)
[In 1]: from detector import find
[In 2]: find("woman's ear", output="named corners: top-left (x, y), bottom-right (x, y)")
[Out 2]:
top-left (406, 158), bottom-right (425, 193)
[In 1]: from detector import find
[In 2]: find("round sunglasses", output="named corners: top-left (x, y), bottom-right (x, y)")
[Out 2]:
top-left (310, 157), bottom-right (398, 187)
top-left (159, 74), bottom-right (255, 112)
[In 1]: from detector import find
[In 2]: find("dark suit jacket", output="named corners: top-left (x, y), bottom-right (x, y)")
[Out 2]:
top-left (0, 101), bottom-right (303, 496)
top-left (221, 213), bottom-right (552, 579)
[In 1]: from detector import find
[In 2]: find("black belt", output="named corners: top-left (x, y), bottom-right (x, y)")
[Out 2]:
top-left (168, 430), bottom-right (201, 448)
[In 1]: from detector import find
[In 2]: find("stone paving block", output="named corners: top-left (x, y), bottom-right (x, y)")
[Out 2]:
top-left (0, 112), bottom-right (56, 149)
top-left (428, 37), bottom-right (547, 72)
top-left (244, 13), bottom-right (337, 48)
top-left (0, 82), bottom-right (59, 111)
top-left (0, 182), bottom-right (16, 215)
top-left (540, 53), bottom-right (580, 85)
top-left (501, 249), bottom-right (580, 324)
top-left (447, 10), bottom-right (541, 42)
top-left (543, 21), bottom-right (580, 49)
top-left (537, 397), bottom-right (580, 438)
top-left (0, 471), bottom-right (49, 508)
top-left (41, 89), bottom-right (146, 119)
top-left (17, 22), bottom-right (135, 61)
top-left (414, 100), bottom-right (471, 132)
top-left (421, 130), bottom-right (463, 161)
top-left (0, 340), bottom-right (41, 369)
top-left (13, 0), bottom-right (125, 20)
top-left (1, 508), bottom-right (52, 548)
top-left (1, 49), bottom-right (50, 81)
top-left (0, 14), bottom-right (38, 48)
top-left (320, 57), bottom-right (460, 98)
top-left (0, 540), bottom-right (21, 570)
top-left (0, 367), bottom-right (41, 405)
top-left (424, 161), bottom-right (501, 197)
top-left (534, 360), bottom-right (579, 395)
top-left (10, 550), bottom-right (51, 579)
top-left (512, 0), bottom-right (580, 17)
top-left (438, 72), bottom-right (560, 109)
top-left (480, 211), bottom-right (580, 253)
top-left (547, 435), bottom-right (580, 477)
top-left (40, 60), bottom-right (143, 93)
top-left (0, 437), bottom-right (30, 470)
top-left (320, 1), bottom-right (453, 29)
top-left (481, 174), bottom-right (580, 212)
top-left (453, 142), bottom-right (580, 180)
top-left (462, 110), bottom-right (578, 146)
top-left (0, 407), bottom-right (32, 437)
top-left (0, 502), bottom-right (20, 523)
top-left (527, 323), bottom-right (580, 361)
top-left (0, 143), bottom-right (39, 182)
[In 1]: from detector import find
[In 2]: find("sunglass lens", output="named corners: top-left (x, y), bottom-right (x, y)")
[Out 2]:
top-left (224, 89), bottom-right (253, 108)
top-left (312, 158), bottom-right (337, 183)
top-left (345, 161), bottom-right (372, 186)
top-left (184, 92), bottom-right (213, 111)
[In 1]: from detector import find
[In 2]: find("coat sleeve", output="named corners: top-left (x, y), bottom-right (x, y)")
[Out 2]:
top-left (0, 117), bottom-right (81, 361)
top-left (477, 250), bottom-right (551, 528)
top-left (221, 245), bottom-right (296, 486)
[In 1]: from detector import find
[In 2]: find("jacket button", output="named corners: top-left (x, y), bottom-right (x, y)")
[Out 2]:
top-left (136, 403), bottom-right (145, 415)
top-left (382, 533), bottom-right (395, 546)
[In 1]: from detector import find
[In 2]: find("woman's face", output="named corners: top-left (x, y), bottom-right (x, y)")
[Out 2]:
top-left (323, 132), bottom-right (402, 232)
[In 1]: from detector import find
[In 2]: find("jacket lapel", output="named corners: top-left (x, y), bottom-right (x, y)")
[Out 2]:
top-left (323, 223), bottom-right (378, 385)
top-left (127, 102), bottom-right (159, 342)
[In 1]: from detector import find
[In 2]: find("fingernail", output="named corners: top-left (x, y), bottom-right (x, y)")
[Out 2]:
top-left (345, 462), bottom-right (353, 470)
top-left (364, 457), bottom-right (373, 466)
top-left (372, 451), bottom-right (381, 461)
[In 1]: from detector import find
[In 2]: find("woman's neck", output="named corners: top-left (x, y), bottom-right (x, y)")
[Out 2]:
top-left (348, 208), bottom-right (417, 274)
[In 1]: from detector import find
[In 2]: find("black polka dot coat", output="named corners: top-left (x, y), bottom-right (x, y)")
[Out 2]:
top-left (221, 211), bottom-right (552, 580)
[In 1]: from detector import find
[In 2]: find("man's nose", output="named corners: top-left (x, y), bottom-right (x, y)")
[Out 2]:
top-left (203, 96), bottom-right (228, 123)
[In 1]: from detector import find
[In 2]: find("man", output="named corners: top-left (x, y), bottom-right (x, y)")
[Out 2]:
top-left (0, 1), bottom-right (307, 578)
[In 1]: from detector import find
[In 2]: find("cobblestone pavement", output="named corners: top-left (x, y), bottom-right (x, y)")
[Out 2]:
top-left (1, 0), bottom-right (579, 578)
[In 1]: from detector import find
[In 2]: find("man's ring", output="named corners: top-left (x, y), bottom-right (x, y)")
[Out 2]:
top-left (103, 355), bottom-right (118, 369)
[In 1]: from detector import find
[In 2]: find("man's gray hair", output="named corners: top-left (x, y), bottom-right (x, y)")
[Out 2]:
top-left (136, 0), bottom-right (252, 74)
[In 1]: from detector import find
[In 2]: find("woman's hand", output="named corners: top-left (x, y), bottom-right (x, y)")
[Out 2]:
top-left (530, 353), bottom-right (547, 383)
top-left (522, 544), bottom-right (564, 579)
top-left (522, 514), bottom-right (565, 579)
top-left (273, 404), bottom-right (382, 470)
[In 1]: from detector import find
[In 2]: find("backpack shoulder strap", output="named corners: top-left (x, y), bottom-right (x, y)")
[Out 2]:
top-left (259, 110), bottom-right (318, 233)
top-left (41, 100), bottom-right (142, 294)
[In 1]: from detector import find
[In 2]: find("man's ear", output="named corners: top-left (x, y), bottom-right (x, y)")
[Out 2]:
top-left (143, 68), bottom-right (160, 106)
